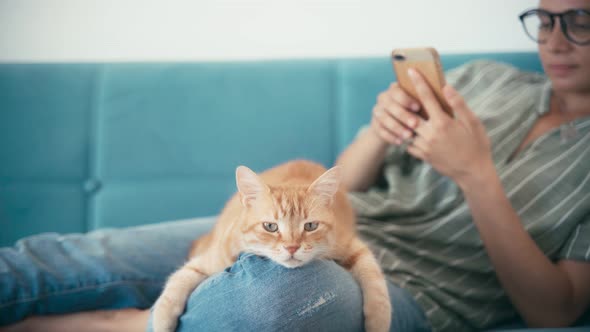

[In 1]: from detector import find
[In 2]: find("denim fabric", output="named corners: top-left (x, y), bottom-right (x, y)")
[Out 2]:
top-left (0, 217), bottom-right (431, 331)
top-left (0, 217), bottom-right (214, 325)
top-left (147, 253), bottom-right (432, 332)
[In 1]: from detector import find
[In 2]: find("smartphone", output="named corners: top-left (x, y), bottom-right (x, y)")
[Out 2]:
top-left (391, 47), bottom-right (452, 119)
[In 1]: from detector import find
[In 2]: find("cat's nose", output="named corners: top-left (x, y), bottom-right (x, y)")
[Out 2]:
top-left (284, 245), bottom-right (300, 255)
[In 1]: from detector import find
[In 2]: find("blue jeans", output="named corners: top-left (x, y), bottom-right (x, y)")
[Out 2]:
top-left (0, 217), bottom-right (431, 332)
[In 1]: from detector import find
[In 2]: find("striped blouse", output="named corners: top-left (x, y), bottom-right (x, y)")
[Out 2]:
top-left (349, 60), bottom-right (590, 331)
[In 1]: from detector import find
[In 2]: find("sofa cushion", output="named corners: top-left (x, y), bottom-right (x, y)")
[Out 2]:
top-left (0, 53), bottom-right (542, 244)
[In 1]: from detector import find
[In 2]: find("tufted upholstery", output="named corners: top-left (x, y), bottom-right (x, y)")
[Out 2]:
top-left (0, 53), bottom-right (545, 246)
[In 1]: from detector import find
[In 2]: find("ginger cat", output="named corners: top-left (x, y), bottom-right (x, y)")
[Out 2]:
top-left (152, 160), bottom-right (391, 332)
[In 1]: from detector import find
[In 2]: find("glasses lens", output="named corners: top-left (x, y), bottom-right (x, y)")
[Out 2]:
top-left (521, 11), bottom-right (552, 43)
top-left (564, 11), bottom-right (590, 44)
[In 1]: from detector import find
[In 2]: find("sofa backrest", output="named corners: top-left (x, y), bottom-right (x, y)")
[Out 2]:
top-left (0, 52), bottom-right (542, 246)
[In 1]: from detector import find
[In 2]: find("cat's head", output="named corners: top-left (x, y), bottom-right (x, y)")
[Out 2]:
top-left (235, 165), bottom-right (342, 268)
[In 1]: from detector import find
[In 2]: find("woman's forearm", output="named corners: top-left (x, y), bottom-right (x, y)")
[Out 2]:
top-left (335, 128), bottom-right (390, 192)
top-left (458, 166), bottom-right (578, 327)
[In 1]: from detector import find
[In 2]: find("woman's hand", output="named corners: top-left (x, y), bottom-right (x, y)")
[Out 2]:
top-left (405, 68), bottom-right (495, 187)
top-left (369, 82), bottom-right (423, 145)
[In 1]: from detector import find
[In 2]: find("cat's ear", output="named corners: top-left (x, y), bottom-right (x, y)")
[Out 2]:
top-left (236, 166), bottom-right (268, 208)
top-left (307, 166), bottom-right (341, 205)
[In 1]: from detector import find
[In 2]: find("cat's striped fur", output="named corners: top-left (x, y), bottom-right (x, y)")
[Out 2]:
top-left (153, 160), bottom-right (391, 332)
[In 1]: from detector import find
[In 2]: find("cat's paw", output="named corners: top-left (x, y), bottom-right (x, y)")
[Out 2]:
top-left (364, 296), bottom-right (392, 332)
top-left (152, 295), bottom-right (185, 332)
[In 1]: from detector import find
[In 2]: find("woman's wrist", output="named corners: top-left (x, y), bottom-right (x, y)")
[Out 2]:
top-left (365, 126), bottom-right (391, 152)
top-left (455, 159), bottom-right (500, 194)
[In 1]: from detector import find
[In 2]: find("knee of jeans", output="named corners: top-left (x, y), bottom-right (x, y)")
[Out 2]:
top-left (177, 256), bottom-right (364, 332)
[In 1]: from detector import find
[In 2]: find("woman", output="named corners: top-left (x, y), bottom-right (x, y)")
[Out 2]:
top-left (335, 0), bottom-right (590, 329)
top-left (1, 0), bottom-right (589, 331)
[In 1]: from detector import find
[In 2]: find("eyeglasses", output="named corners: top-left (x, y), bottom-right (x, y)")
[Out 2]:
top-left (519, 8), bottom-right (590, 46)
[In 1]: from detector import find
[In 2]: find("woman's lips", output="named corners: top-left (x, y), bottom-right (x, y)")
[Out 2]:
top-left (547, 64), bottom-right (578, 76)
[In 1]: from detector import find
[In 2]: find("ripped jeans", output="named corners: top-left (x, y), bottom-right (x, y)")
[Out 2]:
top-left (0, 217), bottom-right (431, 332)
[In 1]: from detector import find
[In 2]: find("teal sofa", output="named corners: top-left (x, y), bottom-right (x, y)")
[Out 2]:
top-left (0, 53), bottom-right (588, 331)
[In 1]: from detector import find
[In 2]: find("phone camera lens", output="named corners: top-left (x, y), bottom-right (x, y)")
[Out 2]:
top-left (393, 54), bottom-right (406, 61)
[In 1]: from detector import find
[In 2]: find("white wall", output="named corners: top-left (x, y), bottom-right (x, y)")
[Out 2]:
top-left (0, 0), bottom-right (539, 62)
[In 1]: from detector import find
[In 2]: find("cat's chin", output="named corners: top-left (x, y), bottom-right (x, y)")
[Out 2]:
top-left (277, 257), bottom-right (306, 269)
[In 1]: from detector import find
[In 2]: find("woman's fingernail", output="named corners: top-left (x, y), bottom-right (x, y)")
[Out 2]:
top-left (408, 68), bottom-right (417, 80)
top-left (403, 131), bottom-right (412, 138)
top-left (407, 118), bottom-right (416, 127)
top-left (411, 103), bottom-right (420, 111)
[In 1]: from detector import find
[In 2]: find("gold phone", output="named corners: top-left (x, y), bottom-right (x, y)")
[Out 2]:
top-left (391, 47), bottom-right (452, 119)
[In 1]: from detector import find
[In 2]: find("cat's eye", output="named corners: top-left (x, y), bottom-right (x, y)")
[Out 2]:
top-left (262, 222), bottom-right (278, 233)
top-left (304, 222), bottom-right (319, 232)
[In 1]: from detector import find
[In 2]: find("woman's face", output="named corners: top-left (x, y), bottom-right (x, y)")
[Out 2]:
top-left (538, 0), bottom-right (590, 94)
